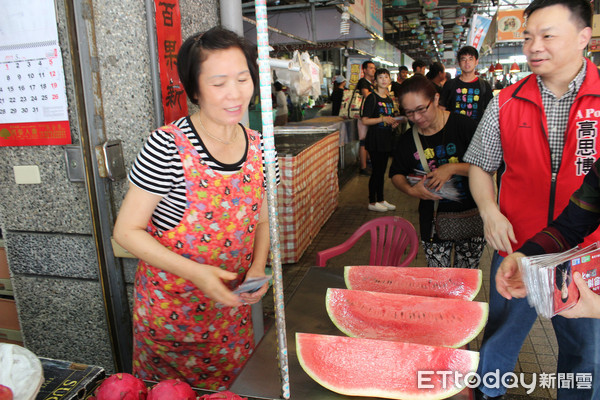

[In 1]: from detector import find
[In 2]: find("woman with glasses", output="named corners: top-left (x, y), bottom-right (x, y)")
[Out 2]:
top-left (361, 68), bottom-right (400, 212)
top-left (389, 75), bottom-right (485, 268)
top-left (113, 27), bottom-right (274, 389)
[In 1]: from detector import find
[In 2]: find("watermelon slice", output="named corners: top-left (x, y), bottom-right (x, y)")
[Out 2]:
top-left (345, 265), bottom-right (482, 300)
top-left (326, 288), bottom-right (488, 348)
top-left (296, 333), bottom-right (478, 400)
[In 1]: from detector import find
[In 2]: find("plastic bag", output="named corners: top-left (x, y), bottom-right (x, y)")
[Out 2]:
top-left (0, 344), bottom-right (44, 400)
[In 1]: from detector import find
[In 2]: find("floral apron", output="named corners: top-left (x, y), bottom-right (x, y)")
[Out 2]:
top-left (132, 124), bottom-right (264, 390)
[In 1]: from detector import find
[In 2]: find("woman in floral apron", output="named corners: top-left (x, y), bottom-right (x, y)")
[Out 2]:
top-left (113, 28), bottom-right (271, 390)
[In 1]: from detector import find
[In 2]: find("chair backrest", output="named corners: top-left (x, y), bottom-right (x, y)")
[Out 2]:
top-left (315, 216), bottom-right (418, 267)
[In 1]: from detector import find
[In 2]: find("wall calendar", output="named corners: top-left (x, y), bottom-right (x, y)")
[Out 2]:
top-left (0, 0), bottom-right (71, 146)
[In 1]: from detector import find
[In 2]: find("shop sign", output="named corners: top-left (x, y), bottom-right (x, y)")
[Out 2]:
top-left (154, 0), bottom-right (188, 124)
top-left (593, 15), bottom-right (600, 37)
top-left (496, 9), bottom-right (526, 42)
top-left (0, 0), bottom-right (71, 146)
top-left (348, 0), bottom-right (368, 27)
top-left (366, 0), bottom-right (383, 39)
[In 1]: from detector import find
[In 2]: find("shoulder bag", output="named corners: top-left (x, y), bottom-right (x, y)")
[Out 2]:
top-left (412, 126), bottom-right (484, 241)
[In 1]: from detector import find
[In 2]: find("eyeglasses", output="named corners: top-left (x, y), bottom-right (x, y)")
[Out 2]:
top-left (404, 101), bottom-right (431, 118)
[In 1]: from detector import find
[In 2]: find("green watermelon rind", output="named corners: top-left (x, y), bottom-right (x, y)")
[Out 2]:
top-left (326, 288), bottom-right (489, 348)
top-left (344, 266), bottom-right (483, 301)
top-left (471, 269), bottom-right (482, 301)
top-left (296, 332), bottom-right (480, 400)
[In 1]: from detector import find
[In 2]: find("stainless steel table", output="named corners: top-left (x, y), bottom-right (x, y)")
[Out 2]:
top-left (231, 266), bottom-right (473, 400)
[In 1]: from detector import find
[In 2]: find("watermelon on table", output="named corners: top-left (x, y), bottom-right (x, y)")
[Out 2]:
top-left (326, 288), bottom-right (488, 348)
top-left (345, 265), bottom-right (482, 300)
top-left (296, 333), bottom-right (479, 400)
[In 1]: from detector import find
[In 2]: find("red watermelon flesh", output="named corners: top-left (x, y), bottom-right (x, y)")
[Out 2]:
top-left (345, 265), bottom-right (482, 300)
top-left (296, 333), bottom-right (478, 400)
top-left (326, 288), bottom-right (488, 348)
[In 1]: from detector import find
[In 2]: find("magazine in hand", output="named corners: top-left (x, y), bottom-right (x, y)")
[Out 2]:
top-left (519, 242), bottom-right (600, 318)
top-left (406, 169), bottom-right (461, 201)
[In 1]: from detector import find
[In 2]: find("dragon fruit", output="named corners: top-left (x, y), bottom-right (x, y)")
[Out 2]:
top-left (147, 379), bottom-right (196, 400)
top-left (198, 391), bottom-right (247, 399)
top-left (0, 385), bottom-right (13, 400)
top-left (94, 373), bottom-right (147, 400)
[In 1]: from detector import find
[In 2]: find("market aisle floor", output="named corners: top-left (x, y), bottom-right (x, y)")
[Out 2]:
top-left (263, 167), bottom-right (559, 400)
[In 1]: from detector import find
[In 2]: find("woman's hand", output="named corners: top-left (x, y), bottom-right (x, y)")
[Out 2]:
top-left (238, 277), bottom-right (270, 305)
top-left (409, 179), bottom-right (443, 201)
top-left (188, 265), bottom-right (243, 307)
top-left (382, 116), bottom-right (399, 128)
top-left (426, 164), bottom-right (454, 192)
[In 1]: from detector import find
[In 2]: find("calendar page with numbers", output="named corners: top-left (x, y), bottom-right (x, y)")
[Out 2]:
top-left (0, 0), bottom-right (71, 146)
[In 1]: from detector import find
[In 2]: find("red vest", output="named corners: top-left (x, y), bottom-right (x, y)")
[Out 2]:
top-left (498, 59), bottom-right (600, 256)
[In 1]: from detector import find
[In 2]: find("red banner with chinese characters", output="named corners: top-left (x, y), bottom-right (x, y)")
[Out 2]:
top-left (154, 0), bottom-right (188, 124)
top-left (0, 121), bottom-right (71, 146)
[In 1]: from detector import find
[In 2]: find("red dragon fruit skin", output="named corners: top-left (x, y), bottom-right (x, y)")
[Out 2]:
top-left (0, 385), bottom-right (13, 400)
top-left (147, 379), bottom-right (196, 400)
top-left (95, 373), bottom-right (147, 400)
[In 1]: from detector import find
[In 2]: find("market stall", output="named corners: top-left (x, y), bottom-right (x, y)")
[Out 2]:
top-left (230, 266), bottom-right (473, 399)
top-left (274, 129), bottom-right (340, 264)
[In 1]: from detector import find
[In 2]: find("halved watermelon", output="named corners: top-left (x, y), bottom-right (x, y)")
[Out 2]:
top-left (296, 333), bottom-right (478, 400)
top-left (326, 288), bottom-right (488, 348)
top-left (345, 265), bottom-right (482, 300)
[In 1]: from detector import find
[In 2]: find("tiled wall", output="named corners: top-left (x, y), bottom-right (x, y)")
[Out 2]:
top-left (0, 0), bottom-right (219, 373)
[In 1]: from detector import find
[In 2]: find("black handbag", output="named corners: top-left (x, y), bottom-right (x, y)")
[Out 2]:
top-left (434, 208), bottom-right (484, 241)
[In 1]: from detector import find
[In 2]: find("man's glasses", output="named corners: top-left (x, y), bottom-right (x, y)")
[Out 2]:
top-left (404, 101), bottom-right (431, 118)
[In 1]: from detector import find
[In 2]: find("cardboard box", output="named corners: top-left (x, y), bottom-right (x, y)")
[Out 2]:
top-left (36, 358), bottom-right (105, 400)
top-left (594, 14), bottom-right (600, 38)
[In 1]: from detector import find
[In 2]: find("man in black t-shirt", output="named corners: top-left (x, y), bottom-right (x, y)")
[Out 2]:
top-left (440, 46), bottom-right (493, 122)
top-left (355, 60), bottom-right (376, 175)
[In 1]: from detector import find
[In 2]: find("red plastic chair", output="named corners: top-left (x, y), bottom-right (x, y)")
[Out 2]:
top-left (315, 216), bottom-right (419, 267)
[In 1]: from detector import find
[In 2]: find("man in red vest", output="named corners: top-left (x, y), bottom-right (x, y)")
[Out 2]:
top-left (464, 0), bottom-right (600, 399)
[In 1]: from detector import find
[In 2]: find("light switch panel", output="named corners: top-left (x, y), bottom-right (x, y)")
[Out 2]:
top-left (13, 165), bottom-right (41, 184)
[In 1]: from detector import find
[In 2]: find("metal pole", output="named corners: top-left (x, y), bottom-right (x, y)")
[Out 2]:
top-left (220, 0), bottom-right (243, 35)
top-left (220, 0), bottom-right (249, 127)
top-left (310, 0), bottom-right (317, 43)
top-left (254, 1), bottom-right (290, 398)
top-left (69, 0), bottom-right (133, 372)
top-left (144, 0), bottom-right (164, 126)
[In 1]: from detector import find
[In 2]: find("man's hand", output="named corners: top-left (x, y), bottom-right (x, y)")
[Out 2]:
top-left (496, 252), bottom-right (527, 300)
top-left (559, 272), bottom-right (600, 319)
top-left (468, 165), bottom-right (517, 253)
top-left (482, 208), bottom-right (518, 254)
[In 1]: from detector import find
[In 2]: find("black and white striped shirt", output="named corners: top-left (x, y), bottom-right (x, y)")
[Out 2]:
top-left (129, 117), bottom-right (279, 231)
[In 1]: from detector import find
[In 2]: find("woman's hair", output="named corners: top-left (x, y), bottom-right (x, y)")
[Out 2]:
top-left (397, 75), bottom-right (437, 103)
top-left (177, 27), bottom-right (258, 105)
top-left (374, 68), bottom-right (390, 88)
